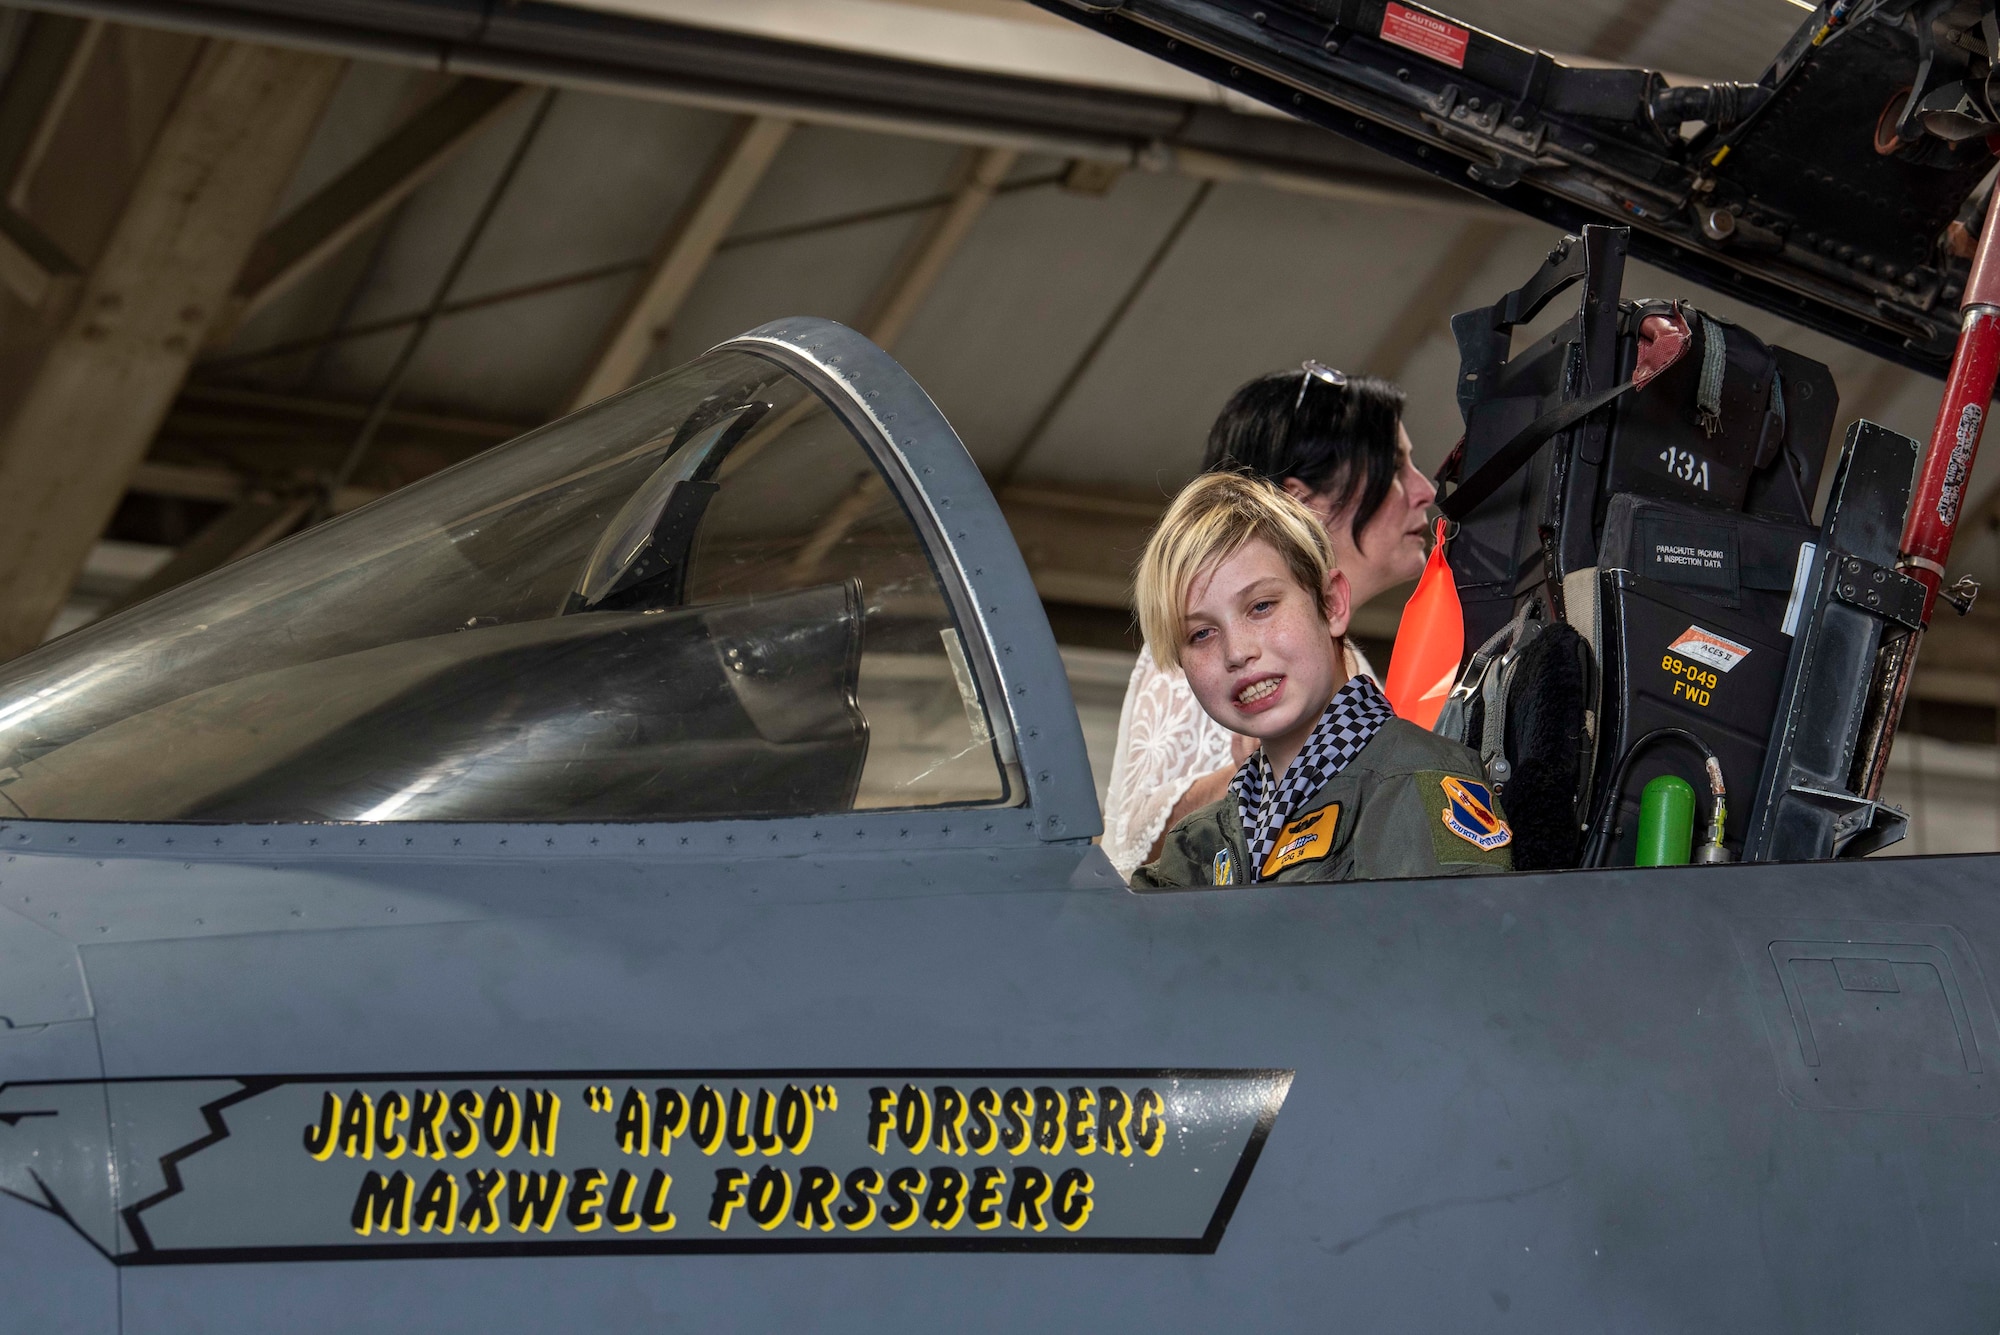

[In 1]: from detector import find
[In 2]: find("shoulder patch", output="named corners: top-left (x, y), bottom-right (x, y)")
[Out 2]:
top-left (1260, 803), bottom-right (1342, 879)
top-left (1439, 776), bottom-right (1511, 851)
top-left (1211, 847), bottom-right (1236, 886)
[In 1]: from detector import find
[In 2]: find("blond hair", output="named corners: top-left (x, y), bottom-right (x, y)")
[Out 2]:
top-left (1135, 472), bottom-right (1334, 670)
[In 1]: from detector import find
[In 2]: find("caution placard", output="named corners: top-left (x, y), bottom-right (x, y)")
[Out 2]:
top-left (1379, 2), bottom-right (1469, 68)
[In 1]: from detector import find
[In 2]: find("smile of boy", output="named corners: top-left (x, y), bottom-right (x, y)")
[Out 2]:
top-left (1180, 538), bottom-right (1353, 779)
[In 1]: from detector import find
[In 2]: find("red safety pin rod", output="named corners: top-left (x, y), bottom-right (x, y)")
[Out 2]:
top-left (1901, 213), bottom-right (2000, 615)
top-left (1854, 201), bottom-right (1999, 800)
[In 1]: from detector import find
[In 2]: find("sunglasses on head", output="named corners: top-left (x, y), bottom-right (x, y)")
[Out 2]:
top-left (1294, 359), bottom-right (1348, 414)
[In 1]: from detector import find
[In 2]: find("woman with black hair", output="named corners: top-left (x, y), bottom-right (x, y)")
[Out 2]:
top-left (1101, 361), bottom-right (1439, 877)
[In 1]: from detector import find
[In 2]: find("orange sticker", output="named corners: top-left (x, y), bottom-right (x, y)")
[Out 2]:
top-left (1666, 625), bottom-right (1751, 673)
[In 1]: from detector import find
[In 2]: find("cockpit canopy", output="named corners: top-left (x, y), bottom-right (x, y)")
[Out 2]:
top-left (0, 344), bottom-right (1014, 822)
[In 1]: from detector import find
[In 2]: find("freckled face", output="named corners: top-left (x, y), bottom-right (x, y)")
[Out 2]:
top-left (1180, 539), bottom-right (1350, 759)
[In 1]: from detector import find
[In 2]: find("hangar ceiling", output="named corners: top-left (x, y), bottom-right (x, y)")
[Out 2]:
top-left (0, 0), bottom-right (1993, 791)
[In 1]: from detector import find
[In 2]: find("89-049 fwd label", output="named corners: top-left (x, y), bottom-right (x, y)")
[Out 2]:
top-left (1662, 652), bottom-right (1720, 707)
top-left (1662, 625), bottom-right (1750, 708)
top-left (0, 1069), bottom-right (1291, 1262)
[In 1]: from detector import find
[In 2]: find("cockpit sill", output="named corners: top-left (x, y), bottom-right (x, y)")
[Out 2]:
top-left (0, 807), bottom-right (1094, 864)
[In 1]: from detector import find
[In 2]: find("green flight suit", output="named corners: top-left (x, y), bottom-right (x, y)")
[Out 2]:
top-left (1130, 718), bottom-right (1515, 888)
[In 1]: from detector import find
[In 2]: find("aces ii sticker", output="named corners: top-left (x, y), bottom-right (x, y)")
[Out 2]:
top-left (0, 1069), bottom-right (1291, 1263)
top-left (1667, 625), bottom-right (1751, 673)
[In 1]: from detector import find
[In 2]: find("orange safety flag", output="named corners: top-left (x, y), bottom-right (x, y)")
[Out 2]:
top-left (1383, 517), bottom-right (1464, 729)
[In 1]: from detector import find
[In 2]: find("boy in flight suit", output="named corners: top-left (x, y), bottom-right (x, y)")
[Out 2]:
top-left (1130, 473), bottom-right (1512, 888)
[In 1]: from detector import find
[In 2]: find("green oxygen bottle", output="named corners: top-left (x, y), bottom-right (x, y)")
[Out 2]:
top-left (1635, 774), bottom-right (1697, 866)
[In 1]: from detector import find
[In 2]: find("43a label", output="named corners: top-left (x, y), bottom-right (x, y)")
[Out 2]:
top-left (1659, 446), bottom-right (1712, 491)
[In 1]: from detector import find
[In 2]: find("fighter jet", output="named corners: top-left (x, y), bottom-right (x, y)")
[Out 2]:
top-left (2, 4), bottom-right (1999, 1332)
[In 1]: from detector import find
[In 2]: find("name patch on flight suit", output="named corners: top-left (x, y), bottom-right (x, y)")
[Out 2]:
top-left (1259, 804), bottom-right (1341, 879)
top-left (1438, 776), bottom-right (1512, 851)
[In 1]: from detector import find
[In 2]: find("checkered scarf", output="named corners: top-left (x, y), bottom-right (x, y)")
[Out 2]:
top-left (1233, 675), bottom-right (1396, 882)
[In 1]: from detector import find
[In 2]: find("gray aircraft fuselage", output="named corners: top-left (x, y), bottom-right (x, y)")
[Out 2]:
top-left (1, 320), bottom-right (1996, 1332)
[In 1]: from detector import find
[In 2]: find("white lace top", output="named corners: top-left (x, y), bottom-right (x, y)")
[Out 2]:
top-left (1101, 640), bottom-right (1376, 878)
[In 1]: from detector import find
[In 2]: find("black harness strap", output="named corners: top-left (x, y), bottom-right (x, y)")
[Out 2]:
top-left (1436, 378), bottom-right (1638, 521)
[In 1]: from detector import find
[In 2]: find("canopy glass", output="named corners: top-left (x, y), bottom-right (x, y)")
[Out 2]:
top-left (0, 349), bottom-right (1012, 821)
